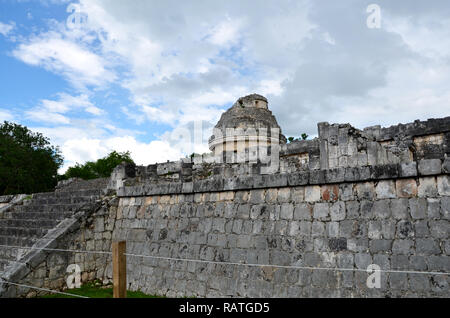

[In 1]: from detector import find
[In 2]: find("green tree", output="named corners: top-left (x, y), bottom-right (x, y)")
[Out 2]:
top-left (301, 133), bottom-right (309, 140)
top-left (0, 121), bottom-right (63, 195)
top-left (63, 151), bottom-right (134, 180)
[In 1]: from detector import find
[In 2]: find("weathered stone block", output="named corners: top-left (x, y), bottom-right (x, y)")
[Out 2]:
top-left (355, 182), bottom-right (375, 200)
top-left (265, 188), bottom-right (278, 203)
top-left (414, 220), bottom-right (430, 238)
top-left (442, 157), bottom-right (450, 173)
top-left (325, 168), bottom-right (345, 183)
top-left (345, 201), bottom-right (359, 219)
top-left (441, 197), bottom-right (450, 219)
top-left (287, 172), bottom-right (309, 186)
top-left (416, 238), bottom-right (441, 255)
top-left (293, 203), bottom-right (312, 221)
top-left (359, 200), bottom-right (374, 219)
top-left (417, 177), bottom-right (438, 197)
top-left (392, 239), bottom-right (414, 255)
top-left (321, 185), bottom-right (339, 202)
top-left (427, 198), bottom-right (441, 219)
top-left (311, 221), bottom-right (325, 237)
top-left (396, 179), bottom-right (418, 198)
top-left (355, 253), bottom-right (372, 269)
top-left (390, 198), bottom-right (408, 219)
top-left (368, 221), bottom-right (382, 239)
top-left (309, 170), bottom-right (326, 185)
top-left (304, 186), bottom-right (321, 202)
top-left (330, 201), bottom-right (345, 221)
top-left (291, 187), bottom-right (305, 203)
top-left (375, 180), bottom-right (396, 199)
top-left (370, 164), bottom-right (399, 179)
top-left (277, 188), bottom-right (291, 203)
top-left (372, 199), bottom-right (390, 219)
top-left (328, 238), bottom-right (347, 251)
top-left (418, 159), bottom-right (442, 176)
top-left (339, 183), bottom-right (354, 201)
top-left (249, 189), bottom-right (265, 204)
top-left (396, 220), bottom-right (414, 238)
top-left (369, 239), bottom-right (392, 253)
top-left (313, 203), bottom-right (329, 221)
top-left (429, 220), bottom-right (449, 239)
top-left (389, 273), bottom-right (408, 290)
top-left (280, 203), bottom-right (294, 220)
top-left (327, 222), bottom-right (339, 237)
top-left (409, 198), bottom-right (427, 219)
top-left (437, 175), bottom-right (450, 196)
top-left (399, 162), bottom-right (417, 177)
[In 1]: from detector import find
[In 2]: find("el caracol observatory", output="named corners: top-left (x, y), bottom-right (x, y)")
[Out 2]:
top-left (208, 94), bottom-right (287, 162)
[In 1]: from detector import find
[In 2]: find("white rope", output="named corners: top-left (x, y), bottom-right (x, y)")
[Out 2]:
top-left (0, 280), bottom-right (89, 298)
top-left (124, 252), bottom-right (450, 276)
top-left (0, 244), bottom-right (447, 276)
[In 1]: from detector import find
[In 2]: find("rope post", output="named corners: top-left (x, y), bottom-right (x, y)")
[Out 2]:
top-left (112, 241), bottom-right (127, 298)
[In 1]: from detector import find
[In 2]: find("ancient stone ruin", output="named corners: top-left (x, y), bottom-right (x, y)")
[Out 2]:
top-left (0, 94), bottom-right (449, 297)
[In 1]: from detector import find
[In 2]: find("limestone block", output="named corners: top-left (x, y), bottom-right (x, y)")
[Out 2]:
top-left (304, 186), bottom-right (321, 202)
top-left (375, 180), bottom-right (396, 199)
top-left (437, 175), bottom-right (450, 196)
top-left (418, 159), bottom-right (442, 176)
top-left (396, 179), bottom-right (418, 198)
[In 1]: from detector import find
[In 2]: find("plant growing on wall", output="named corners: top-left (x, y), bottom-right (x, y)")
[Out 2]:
top-left (62, 151), bottom-right (135, 180)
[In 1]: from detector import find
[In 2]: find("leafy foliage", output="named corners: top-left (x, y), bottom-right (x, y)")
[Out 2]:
top-left (287, 133), bottom-right (309, 143)
top-left (0, 121), bottom-right (63, 195)
top-left (62, 151), bottom-right (134, 180)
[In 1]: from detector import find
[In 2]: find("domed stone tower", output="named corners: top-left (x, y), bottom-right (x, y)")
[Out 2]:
top-left (209, 94), bottom-right (287, 162)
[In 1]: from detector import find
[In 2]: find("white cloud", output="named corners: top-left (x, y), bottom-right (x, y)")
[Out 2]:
top-left (13, 32), bottom-right (115, 88)
top-left (206, 17), bottom-right (244, 46)
top-left (25, 93), bottom-right (104, 124)
top-left (26, 110), bottom-right (70, 124)
top-left (0, 109), bottom-right (14, 122)
top-left (0, 21), bottom-right (15, 36)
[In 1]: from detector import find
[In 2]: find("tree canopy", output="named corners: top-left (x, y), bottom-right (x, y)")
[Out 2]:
top-left (0, 121), bottom-right (63, 195)
top-left (62, 151), bottom-right (134, 180)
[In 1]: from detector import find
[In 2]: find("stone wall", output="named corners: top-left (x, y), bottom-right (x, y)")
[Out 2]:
top-left (111, 161), bottom-right (449, 298)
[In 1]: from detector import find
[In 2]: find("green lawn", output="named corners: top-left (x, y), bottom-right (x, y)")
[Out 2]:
top-left (39, 281), bottom-right (160, 298)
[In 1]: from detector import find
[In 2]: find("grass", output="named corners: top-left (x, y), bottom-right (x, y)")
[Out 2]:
top-left (39, 281), bottom-right (160, 298)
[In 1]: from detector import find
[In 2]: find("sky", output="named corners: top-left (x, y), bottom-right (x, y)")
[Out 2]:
top-left (0, 0), bottom-right (449, 172)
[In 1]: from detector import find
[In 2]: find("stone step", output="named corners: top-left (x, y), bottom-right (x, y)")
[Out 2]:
top-left (0, 235), bottom-right (37, 247)
top-left (28, 196), bottom-right (99, 206)
top-left (0, 227), bottom-right (48, 237)
top-left (0, 219), bottom-right (58, 229)
top-left (13, 204), bottom-right (86, 213)
top-left (32, 189), bottom-right (104, 199)
top-left (56, 178), bottom-right (109, 192)
top-left (2, 211), bottom-right (73, 220)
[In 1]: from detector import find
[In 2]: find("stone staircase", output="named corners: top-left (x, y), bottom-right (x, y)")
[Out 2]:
top-left (0, 178), bottom-right (109, 274)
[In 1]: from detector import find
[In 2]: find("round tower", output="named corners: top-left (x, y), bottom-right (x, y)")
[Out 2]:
top-left (208, 94), bottom-right (286, 162)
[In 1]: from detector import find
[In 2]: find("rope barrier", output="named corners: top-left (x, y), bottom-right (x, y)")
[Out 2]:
top-left (0, 244), bottom-right (448, 277)
top-left (124, 252), bottom-right (450, 276)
